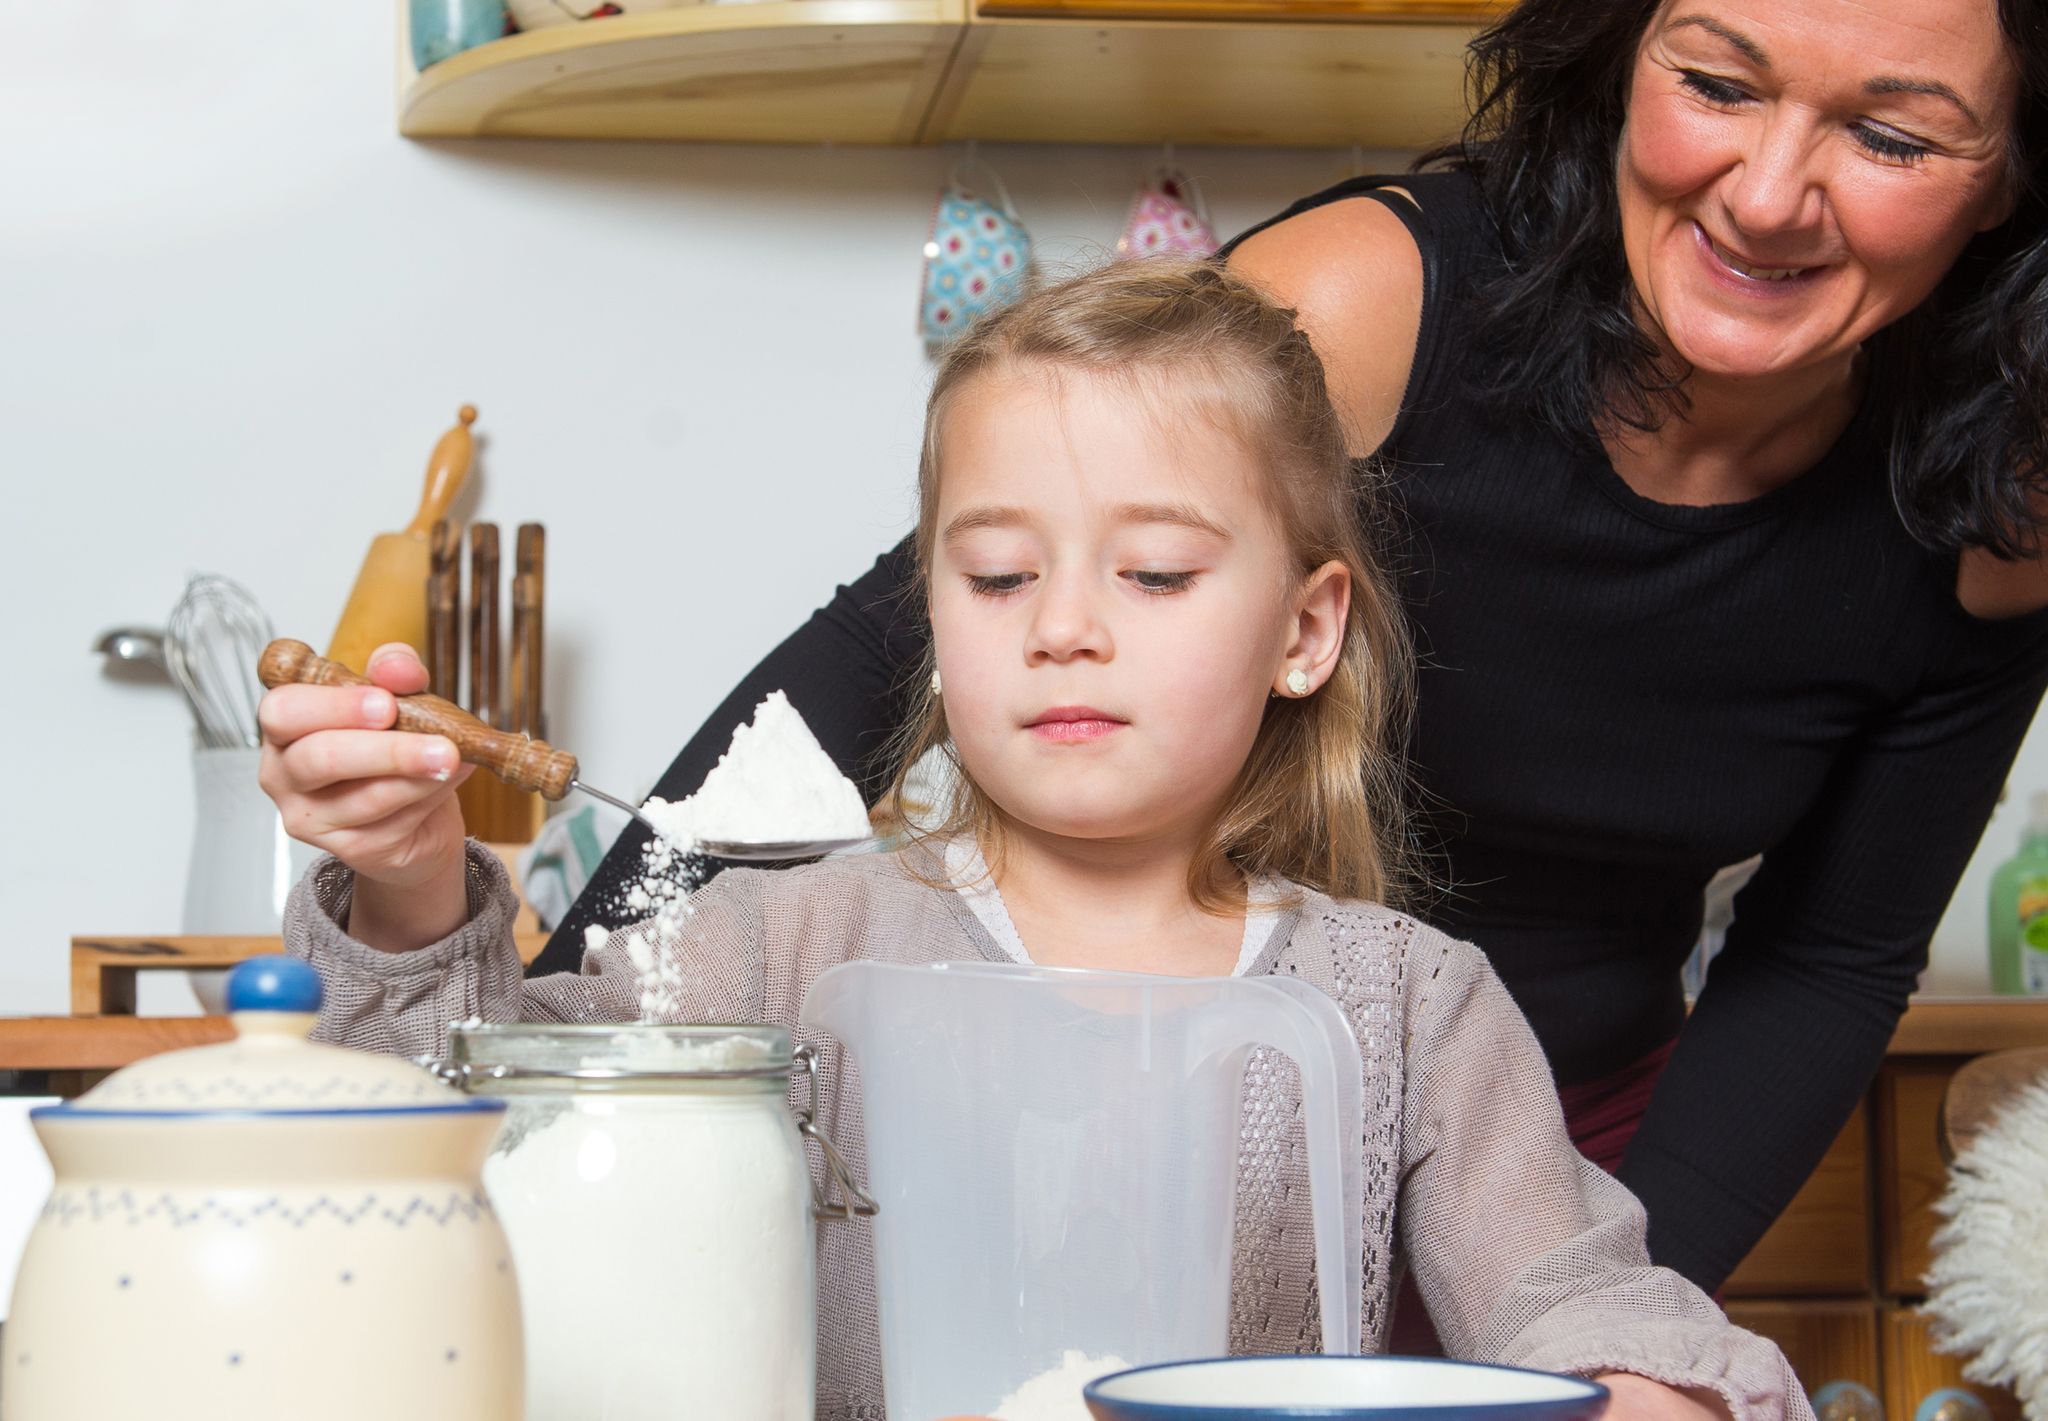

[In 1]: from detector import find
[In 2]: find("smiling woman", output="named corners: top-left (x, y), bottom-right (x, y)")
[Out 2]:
top-left (1207, 0), bottom-right (2048, 1299)
top-left (1448, 0), bottom-right (2045, 540)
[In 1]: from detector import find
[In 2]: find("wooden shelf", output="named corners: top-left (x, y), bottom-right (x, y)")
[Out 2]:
top-left (976, 0), bottom-right (1494, 16)
top-left (928, 13), bottom-right (1477, 148)
top-left (401, 0), bottom-right (967, 144)
top-left (397, 0), bottom-right (1491, 146)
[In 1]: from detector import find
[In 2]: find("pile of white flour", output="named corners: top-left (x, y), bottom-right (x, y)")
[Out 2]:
top-left (641, 690), bottom-right (870, 848)
top-left (992, 1351), bottom-right (1133, 1421)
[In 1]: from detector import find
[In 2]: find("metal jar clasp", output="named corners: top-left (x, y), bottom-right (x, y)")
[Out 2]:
top-left (792, 1044), bottom-right (878, 1223)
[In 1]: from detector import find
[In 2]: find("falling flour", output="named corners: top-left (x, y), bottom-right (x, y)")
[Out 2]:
top-left (992, 1352), bottom-right (1134, 1421)
top-left (585, 691), bottom-right (869, 1019)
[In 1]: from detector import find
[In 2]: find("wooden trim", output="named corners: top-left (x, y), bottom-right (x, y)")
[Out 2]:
top-left (0, 1017), bottom-right (236, 1072)
top-left (1888, 999), bottom-right (2048, 1055)
top-left (68, 934), bottom-right (552, 1018)
top-left (975, 0), bottom-right (1498, 19)
top-left (70, 936), bottom-right (281, 1017)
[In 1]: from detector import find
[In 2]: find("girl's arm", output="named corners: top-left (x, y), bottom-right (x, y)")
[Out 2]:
top-left (1396, 932), bottom-right (1809, 1421)
top-left (285, 844), bottom-right (770, 1057)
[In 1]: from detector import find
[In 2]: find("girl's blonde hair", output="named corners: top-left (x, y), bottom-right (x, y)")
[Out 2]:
top-left (877, 258), bottom-right (1416, 911)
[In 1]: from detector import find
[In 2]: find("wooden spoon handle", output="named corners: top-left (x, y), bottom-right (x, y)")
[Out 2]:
top-left (259, 638), bottom-right (577, 801)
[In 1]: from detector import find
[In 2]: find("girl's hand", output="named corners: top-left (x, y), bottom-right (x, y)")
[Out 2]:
top-left (258, 642), bottom-right (475, 949)
top-left (1597, 1373), bottom-right (1735, 1421)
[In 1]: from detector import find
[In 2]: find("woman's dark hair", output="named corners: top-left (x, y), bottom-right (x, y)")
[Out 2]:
top-left (1425, 0), bottom-right (2048, 556)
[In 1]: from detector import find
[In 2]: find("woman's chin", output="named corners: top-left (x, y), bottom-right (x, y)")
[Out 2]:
top-left (1657, 304), bottom-right (1855, 386)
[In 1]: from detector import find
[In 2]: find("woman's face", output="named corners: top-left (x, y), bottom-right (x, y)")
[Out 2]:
top-left (1618, 0), bottom-right (2018, 382)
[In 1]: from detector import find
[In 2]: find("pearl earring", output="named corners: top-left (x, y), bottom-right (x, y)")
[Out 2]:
top-left (1285, 669), bottom-right (1311, 697)
top-left (930, 668), bottom-right (943, 697)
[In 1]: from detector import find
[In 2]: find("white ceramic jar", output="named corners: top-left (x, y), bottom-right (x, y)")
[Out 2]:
top-left (442, 1022), bottom-right (855, 1421)
top-left (4, 958), bottom-right (522, 1421)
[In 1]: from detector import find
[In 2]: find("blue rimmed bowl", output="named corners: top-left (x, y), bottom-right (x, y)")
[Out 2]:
top-left (1085, 1356), bottom-right (1611, 1421)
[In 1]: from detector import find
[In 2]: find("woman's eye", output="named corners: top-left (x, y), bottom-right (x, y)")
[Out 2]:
top-left (1678, 70), bottom-right (1749, 106)
top-left (1851, 124), bottom-right (1930, 165)
top-left (966, 572), bottom-right (1032, 598)
top-left (1126, 570), bottom-right (1197, 594)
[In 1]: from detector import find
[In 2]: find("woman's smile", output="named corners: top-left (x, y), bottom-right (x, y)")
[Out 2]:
top-left (1691, 221), bottom-right (1825, 295)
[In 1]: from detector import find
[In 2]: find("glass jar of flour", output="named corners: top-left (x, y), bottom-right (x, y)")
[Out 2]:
top-left (440, 1023), bottom-right (868, 1421)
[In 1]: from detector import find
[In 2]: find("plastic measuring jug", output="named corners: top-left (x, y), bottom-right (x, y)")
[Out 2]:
top-left (800, 959), bottom-right (1364, 1421)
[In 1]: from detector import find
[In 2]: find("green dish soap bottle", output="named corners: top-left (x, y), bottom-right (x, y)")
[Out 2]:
top-left (1988, 791), bottom-right (2048, 995)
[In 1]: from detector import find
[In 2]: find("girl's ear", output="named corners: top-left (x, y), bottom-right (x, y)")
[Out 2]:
top-left (1275, 561), bottom-right (1352, 696)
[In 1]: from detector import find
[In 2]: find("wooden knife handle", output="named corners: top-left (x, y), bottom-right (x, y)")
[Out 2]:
top-left (259, 638), bottom-right (578, 801)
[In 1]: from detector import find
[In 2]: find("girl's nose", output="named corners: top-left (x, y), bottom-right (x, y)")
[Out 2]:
top-left (1720, 110), bottom-right (1825, 240)
top-left (1025, 571), bottom-right (1113, 664)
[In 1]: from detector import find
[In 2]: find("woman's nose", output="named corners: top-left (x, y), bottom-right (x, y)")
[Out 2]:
top-left (1721, 111), bottom-right (1826, 240)
top-left (1025, 573), bottom-right (1113, 664)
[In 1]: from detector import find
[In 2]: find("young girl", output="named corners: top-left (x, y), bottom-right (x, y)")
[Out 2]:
top-left (263, 261), bottom-right (1806, 1421)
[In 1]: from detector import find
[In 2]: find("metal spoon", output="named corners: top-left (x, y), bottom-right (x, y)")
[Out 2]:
top-left (259, 639), bottom-right (873, 861)
top-left (693, 837), bottom-right (870, 862)
top-left (93, 626), bottom-right (170, 675)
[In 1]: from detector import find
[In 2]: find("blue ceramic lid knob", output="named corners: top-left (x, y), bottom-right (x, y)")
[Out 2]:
top-left (226, 956), bottom-right (324, 1015)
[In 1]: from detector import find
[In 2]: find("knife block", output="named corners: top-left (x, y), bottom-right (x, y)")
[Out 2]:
top-left (435, 519), bottom-right (548, 845)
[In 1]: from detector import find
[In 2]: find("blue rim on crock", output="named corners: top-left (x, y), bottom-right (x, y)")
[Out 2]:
top-left (31, 1100), bottom-right (507, 1120)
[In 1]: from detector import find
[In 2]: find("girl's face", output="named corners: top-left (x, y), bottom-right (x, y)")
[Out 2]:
top-left (1618, 0), bottom-right (2017, 382)
top-left (927, 367), bottom-right (1347, 848)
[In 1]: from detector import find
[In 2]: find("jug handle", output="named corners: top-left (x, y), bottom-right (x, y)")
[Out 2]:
top-left (1234, 979), bottom-right (1366, 1355)
top-left (794, 1044), bottom-right (880, 1222)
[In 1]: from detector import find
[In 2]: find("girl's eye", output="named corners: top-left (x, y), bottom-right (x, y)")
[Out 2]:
top-left (966, 572), bottom-right (1033, 598)
top-left (1851, 124), bottom-right (1930, 165)
top-left (1127, 570), bottom-right (1197, 594)
top-left (1678, 70), bottom-right (1749, 106)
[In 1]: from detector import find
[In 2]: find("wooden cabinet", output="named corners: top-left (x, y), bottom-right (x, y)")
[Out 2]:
top-left (1877, 1059), bottom-right (1961, 1297)
top-left (1724, 1105), bottom-right (1872, 1297)
top-left (1884, 1308), bottom-right (2022, 1421)
top-left (1717, 1004), bottom-right (2048, 1421)
top-left (1725, 1302), bottom-right (1881, 1402)
top-left (397, 0), bottom-right (1496, 146)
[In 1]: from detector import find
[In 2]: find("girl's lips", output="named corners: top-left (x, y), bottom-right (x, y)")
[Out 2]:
top-left (1027, 707), bottom-right (1127, 743)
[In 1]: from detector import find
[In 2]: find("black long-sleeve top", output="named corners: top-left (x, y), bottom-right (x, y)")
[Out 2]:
top-left (539, 170), bottom-right (2048, 1292)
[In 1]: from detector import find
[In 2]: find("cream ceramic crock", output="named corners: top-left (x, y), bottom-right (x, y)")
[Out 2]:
top-left (3, 957), bottom-right (523, 1420)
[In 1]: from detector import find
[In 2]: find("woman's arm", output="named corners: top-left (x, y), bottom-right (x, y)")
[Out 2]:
top-left (1396, 932), bottom-right (1808, 1421)
top-left (1619, 602), bottom-right (2048, 1288)
top-left (1225, 192), bottom-right (1427, 458)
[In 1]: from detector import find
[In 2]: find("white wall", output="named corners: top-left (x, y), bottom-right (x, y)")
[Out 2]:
top-left (0, 1), bottom-right (1383, 1013)
top-left (0, 1), bottom-right (2033, 1016)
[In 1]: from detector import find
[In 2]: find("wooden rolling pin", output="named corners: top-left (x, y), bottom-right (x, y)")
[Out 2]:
top-left (326, 405), bottom-right (477, 674)
top-left (257, 639), bottom-right (656, 829)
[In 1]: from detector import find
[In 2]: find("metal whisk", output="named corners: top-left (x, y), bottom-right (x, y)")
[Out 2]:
top-left (166, 574), bottom-right (275, 749)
